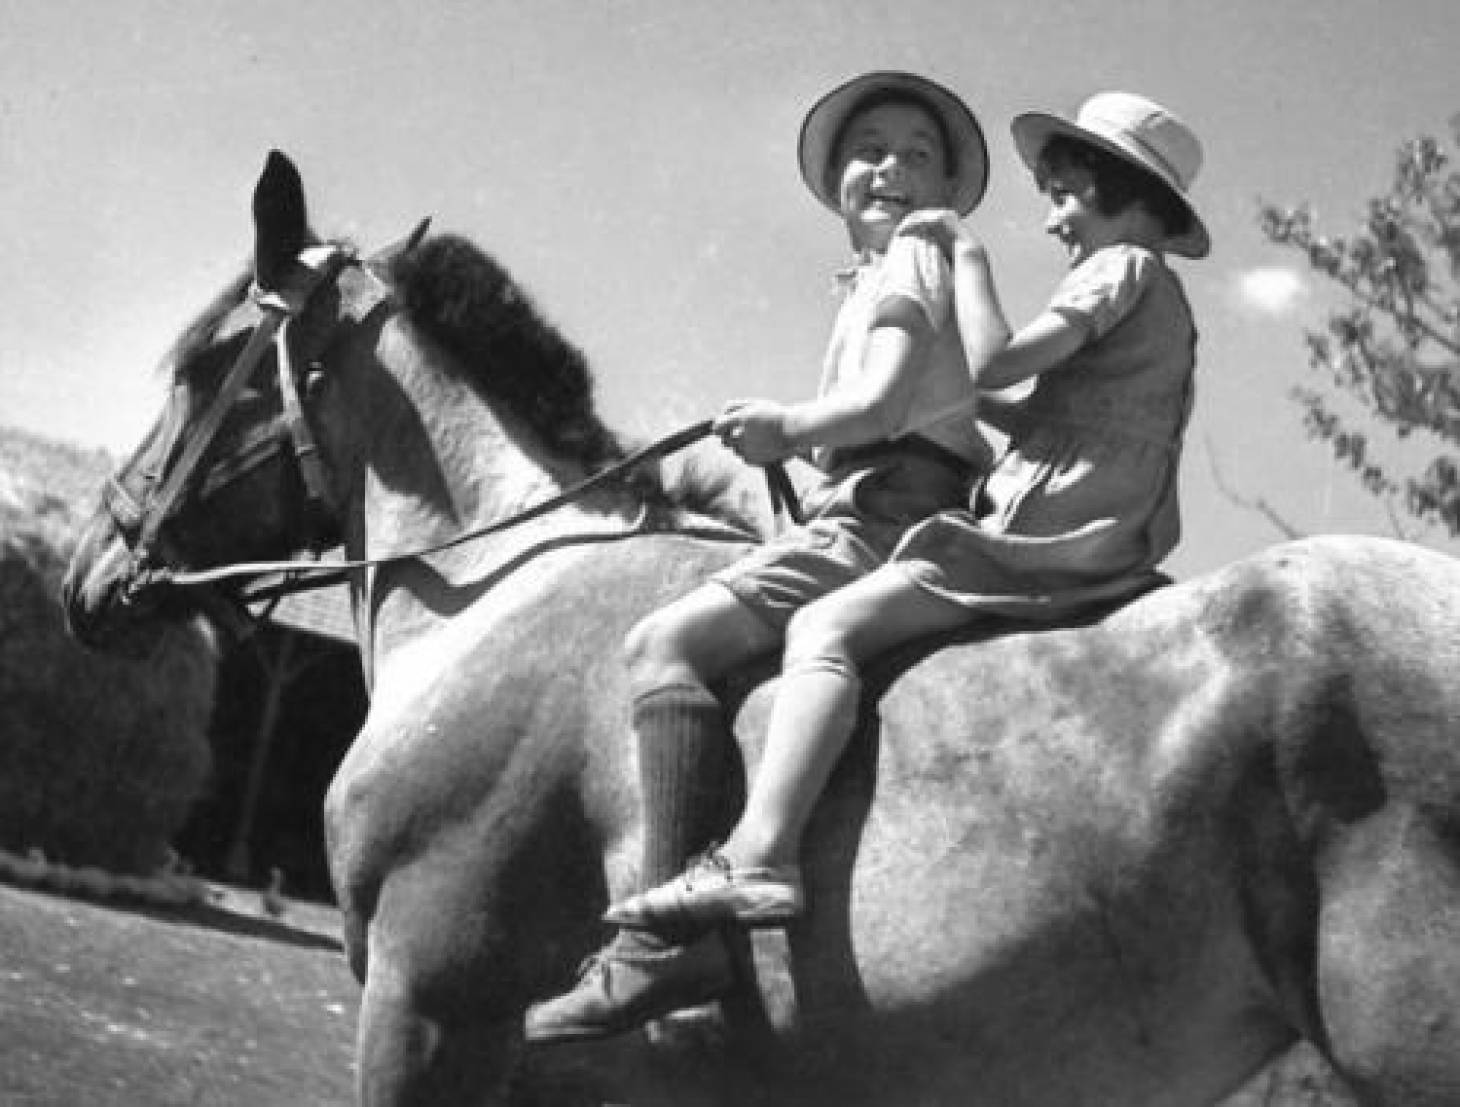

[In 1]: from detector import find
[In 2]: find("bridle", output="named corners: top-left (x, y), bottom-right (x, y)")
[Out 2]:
top-left (101, 224), bottom-right (790, 638)
top-left (103, 233), bottom-right (401, 633)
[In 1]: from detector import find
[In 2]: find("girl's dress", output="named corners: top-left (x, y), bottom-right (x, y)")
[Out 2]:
top-left (892, 243), bottom-right (1197, 618)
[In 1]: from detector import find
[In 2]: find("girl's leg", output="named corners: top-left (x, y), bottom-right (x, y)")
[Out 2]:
top-left (722, 566), bottom-right (971, 870)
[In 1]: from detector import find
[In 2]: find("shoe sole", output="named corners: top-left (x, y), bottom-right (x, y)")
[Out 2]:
top-left (525, 1020), bottom-right (635, 1046)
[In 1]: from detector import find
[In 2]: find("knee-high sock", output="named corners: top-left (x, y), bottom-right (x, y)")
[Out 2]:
top-left (734, 655), bottom-right (862, 864)
top-left (632, 682), bottom-right (730, 891)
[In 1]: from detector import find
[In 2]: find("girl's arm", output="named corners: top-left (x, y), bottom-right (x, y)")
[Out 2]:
top-left (900, 213), bottom-right (1090, 393)
top-left (716, 299), bottom-right (934, 464)
top-left (972, 303), bottom-right (1088, 391)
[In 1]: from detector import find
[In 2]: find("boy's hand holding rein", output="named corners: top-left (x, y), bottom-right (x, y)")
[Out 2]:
top-left (714, 398), bottom-right (797, 465)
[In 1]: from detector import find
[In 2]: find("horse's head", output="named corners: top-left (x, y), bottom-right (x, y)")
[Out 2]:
top-left (63, 151), bottom-right (417, 654)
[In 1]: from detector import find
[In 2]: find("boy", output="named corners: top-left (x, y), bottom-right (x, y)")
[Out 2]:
top-left (526, 70), bottom-right (993, 1044)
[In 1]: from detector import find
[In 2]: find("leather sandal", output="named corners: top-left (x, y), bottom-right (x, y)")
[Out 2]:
top-left (604, 847), bottom-right (804, 930)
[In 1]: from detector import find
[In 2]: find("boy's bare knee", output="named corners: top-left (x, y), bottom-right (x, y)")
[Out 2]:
top-left (623, 609), bottom-right (681, 674)
top-left (623, 597), bottom-right (735, 688)
top-left (627, 586), bottom-right (780, 690)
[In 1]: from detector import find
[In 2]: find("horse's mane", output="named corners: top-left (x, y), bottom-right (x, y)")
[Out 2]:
top-left (389, 234), bottom-right (753, 531)
top-left (165, 235), bottom-right (755, 532)
top-left (389, 236), bottom-right (617, 468)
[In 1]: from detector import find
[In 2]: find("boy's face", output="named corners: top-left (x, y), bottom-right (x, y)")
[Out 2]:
top-left (834, 100), bottom-right (955, 252)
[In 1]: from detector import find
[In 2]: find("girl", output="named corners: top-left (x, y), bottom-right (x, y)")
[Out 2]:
top-left (526, 71), bottom-right (995, 1043)
top-left (604, 90), bottom-right (1208, 955)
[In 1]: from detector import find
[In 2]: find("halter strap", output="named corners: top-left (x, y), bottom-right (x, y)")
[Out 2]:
top-left (131, 244), bottom-right (352, 563)
top-left (273, 312), bottom-right (336, 535)
top-left (135, 311), bottom-right (286, 558)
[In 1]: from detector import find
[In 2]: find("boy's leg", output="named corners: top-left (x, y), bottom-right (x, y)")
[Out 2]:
top-left (623, 583), bottom-right (783, 893)
top-left (525, 585), bottom-right (778, 1043)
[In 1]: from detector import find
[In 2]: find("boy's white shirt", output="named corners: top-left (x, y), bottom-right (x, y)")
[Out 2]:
top-left (815, 235), bottom-right (988, 466)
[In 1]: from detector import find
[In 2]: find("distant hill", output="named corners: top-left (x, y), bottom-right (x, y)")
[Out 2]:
top-left (0, 422), bottom-right (216, 875)
top-left (0, 422), bottom-right (354, 642)
top-left (0, 424), bottom-right (113, 515)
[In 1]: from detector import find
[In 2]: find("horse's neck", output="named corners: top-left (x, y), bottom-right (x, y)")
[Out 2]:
top-left (341, 324), bottom-right (633, 673)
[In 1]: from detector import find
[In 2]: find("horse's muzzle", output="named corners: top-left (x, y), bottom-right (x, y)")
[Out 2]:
top-left (61, 539), bottom-right (169, 656)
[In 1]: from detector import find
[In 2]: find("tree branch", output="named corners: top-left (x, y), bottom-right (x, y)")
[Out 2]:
top-left (1203, 437), bottom-right (1307, 541)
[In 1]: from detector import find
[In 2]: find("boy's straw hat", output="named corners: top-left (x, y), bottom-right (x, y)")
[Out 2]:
top-left (798, 71), bottom-right (989, 217)
top-left (1010, 91), bottom-right (1209, 258)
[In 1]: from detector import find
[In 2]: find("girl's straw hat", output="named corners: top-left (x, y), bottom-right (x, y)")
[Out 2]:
top-left (1011, 91), bottom-right (1210, 258)
top-left (798, 71), bottom-right (989, 217)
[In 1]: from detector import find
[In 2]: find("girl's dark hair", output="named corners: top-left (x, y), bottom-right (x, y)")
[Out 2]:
top-left (826, 91), bottom-right (957, 193)
top-left (1038, 135), bottom-right (1193, 241)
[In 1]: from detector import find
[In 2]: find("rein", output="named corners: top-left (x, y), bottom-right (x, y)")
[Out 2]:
top-left (115, 227), bottom-right (801, 612)
top-left (135, 417), bottom-right (764, 600)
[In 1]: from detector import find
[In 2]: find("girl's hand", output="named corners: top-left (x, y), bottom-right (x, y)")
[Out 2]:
top-left (714, 399), bottom-right (795, 465)
top-left (897, 209), bottom-right (984, 262)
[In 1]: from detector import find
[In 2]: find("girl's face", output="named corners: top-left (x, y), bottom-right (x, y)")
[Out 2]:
top-left (835, 101), bottom-right (955, 252)
top-left (1038, 159), bottom-right (1132, 266)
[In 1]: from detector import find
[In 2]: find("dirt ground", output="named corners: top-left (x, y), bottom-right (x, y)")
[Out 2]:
top-left (0, 878), bottom-right (1357, 1106)
top-left (0, 880), bottom-right (358, 1106)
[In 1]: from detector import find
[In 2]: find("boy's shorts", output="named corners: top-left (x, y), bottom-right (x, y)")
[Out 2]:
top-left (713, 442), bottom-right (972, 632)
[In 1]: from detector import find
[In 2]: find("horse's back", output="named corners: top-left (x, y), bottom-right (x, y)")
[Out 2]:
top-left (728, 535), bottom-right (1460, 1104)
top-left (729, 551), bottom-right (1284, 1103)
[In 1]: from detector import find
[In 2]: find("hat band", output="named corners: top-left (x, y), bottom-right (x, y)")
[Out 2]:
top-left (1084, 112), bottom-right (1189, 193)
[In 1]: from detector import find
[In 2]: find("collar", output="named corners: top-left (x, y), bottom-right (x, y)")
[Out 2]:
top-left (832, 249), bottom-right (879, 294)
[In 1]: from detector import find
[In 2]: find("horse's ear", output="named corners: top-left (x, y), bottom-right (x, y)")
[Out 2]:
top-left (253, 150), bottom-right (308, 291)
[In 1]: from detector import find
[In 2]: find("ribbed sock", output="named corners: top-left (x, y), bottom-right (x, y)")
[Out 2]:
top-left (632, 681), bottom-right (731, 891)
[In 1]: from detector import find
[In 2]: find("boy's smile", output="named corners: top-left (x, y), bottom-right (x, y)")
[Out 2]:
top-left (834, 101), bottom-right (955, 252)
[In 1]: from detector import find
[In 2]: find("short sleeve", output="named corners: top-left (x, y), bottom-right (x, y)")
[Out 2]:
top-left (874, 234), bottom-right (953, 330)
top-left (1048, 245), bottom-right (1156, 339)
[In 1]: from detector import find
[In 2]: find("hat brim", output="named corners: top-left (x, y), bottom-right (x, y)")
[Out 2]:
top-left (1010, 111), bottom-right (1210, 258)
top-left (799, 71), bottom-right (989, 218)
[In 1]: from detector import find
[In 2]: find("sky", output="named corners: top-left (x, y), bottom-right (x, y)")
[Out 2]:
top-left (3, 0), bottom-right (1457, 578)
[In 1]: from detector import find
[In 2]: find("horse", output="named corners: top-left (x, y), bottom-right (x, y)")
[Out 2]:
top-left (63, 151), bottom-right (1460, 1107)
